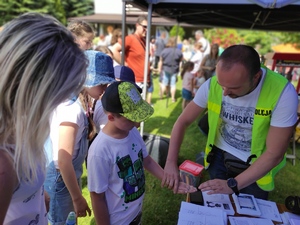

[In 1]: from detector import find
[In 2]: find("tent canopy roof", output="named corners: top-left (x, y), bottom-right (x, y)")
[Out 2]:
top-left (130, 0), bottom-right (300, 32)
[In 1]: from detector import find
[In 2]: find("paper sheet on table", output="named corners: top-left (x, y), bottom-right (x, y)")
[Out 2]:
top-left (256, 198), bottom-right (282, 222)
top-left (178, 201), bottom-right (227, 225)
top-left (228, 216), bottom-right (273, 225)
top-left (202, 191), bottom-right (235, 215)
top-left (282, 212), bottom-right (300, 225)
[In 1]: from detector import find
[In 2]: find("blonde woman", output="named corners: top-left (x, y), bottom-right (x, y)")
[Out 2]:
top-left (0, 13), bottom-right (87, 224)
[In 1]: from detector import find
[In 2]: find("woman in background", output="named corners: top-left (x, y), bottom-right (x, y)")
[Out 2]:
top-left (0, 13), bottom-right (87, 224)
top-left (200, 43), bottom-right (219, 78)
top-left (109, 28), bottom-right (123, 66)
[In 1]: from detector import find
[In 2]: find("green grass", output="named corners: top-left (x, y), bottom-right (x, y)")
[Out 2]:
top-left (79, 75), bottom-right (300, 225)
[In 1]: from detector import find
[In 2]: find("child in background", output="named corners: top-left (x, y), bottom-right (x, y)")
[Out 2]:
top-left (44, 51), bottom-right (115, 224)
top-left (95, 45), bottom-right (114, 59)
top-left (193, 68), bottom-right (207, 95)
top-left (181, 61), bottom-right (195, 110)
top-left (67, 19), bottom-right (95, 50)
top-left (88, 81), bottom-right (196, 225)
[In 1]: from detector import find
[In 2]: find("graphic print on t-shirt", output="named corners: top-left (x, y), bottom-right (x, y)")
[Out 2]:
top-left (117, 150), bottom-right (145, 203)
top-left (219, 101), bottom-right (254, 152)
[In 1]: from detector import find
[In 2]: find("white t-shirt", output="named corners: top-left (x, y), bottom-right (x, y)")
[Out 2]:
top-left (193, 68), bottom-right (298, 162)
top-left (93, 100), bottom-right (108, 133)
top-left (87, 127), bottom-right (148, 225)
top-left (198, 37), bottom-right (211, 56)
top-left (190, 51), bottom-right (204, 74)
top-left (49, 99), bottom-right (86, 168)
top-left (194, 76), bottom-right (206, 94)
top-left (4, 166), bottom-right (47, 225)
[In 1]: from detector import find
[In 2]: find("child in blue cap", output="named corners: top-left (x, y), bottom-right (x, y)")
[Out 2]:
top-left (44, 51), bottom-right (115, 224)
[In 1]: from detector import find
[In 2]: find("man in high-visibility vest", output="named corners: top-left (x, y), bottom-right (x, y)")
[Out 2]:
top-left (162, 45), bottom-right (298, 199)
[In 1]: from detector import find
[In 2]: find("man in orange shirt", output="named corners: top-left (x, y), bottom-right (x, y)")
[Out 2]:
top-left (124, 15), bottom-right (150, 90)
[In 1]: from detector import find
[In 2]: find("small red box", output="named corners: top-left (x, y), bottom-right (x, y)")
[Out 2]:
top-left (179, 160), bottom-right (204, 187)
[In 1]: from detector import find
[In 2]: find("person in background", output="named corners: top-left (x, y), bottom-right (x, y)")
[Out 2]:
top-left (200, 43), bottom-right (219, 79)
top-left (87, 81), bottom-right (196, 225)
top-left (105, 25), bottom-right (114, 47)
top-left (0, 12), bottom-right (88, 224)
top-left (162, 45), bottom-right (298, 200)
top-left (193, 68), bottom-right (207, 95)
top-left (95, 45), bottom-right (114, 59)
top-left (67, 19), bottom-right (95, 50)
top-left (109, 28), bottom-right (123, 66)
top-left (44, 51), bottom-right (115, 224)
top-left (190, 42), bottom-right (204, 76)
top-left (116, 15), bottom-right (150, 91)
top-left (154, 31), bottom-right (167, 69)
top-left (181, 61), bottom-right (195, 110)
top-left (194, 30), bottom-right (210, 56)
top-left (97, 34), bottom-right (107, 47)
top-left (158, 36), bottom-right (183, 103)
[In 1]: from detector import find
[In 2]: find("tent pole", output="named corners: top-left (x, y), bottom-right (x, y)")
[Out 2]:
top-left (140, 2), bottom-right (153, 137)
top-left (121, 0), bottom-right (127, 66)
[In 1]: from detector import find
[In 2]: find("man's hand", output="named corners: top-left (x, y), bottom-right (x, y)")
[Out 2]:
top-left (199, 179), bottom-right (233, 195)
top-left (177, 182), bottom-right (197, 194)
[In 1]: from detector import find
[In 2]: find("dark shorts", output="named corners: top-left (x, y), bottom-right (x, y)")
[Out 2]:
top-left (182, 88), bottom-right (193, 101)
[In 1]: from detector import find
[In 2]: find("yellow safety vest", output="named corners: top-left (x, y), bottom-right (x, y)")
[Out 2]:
top-left (205, 67), bottom-right (288, 191)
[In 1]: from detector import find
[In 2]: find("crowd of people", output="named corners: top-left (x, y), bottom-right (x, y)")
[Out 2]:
top-left (1, 12), bottom-right (298, 225)
top-left (92, 19), bottom-right (219, 109)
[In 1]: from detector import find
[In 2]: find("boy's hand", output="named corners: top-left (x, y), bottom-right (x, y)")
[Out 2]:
top-left (177, 182), bottom-right (197, 194)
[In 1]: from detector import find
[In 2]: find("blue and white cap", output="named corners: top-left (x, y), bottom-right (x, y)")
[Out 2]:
top-left (84, 50), bottom-right (115, 87)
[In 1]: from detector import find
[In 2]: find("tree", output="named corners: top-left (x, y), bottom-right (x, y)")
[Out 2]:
top-left (0, 0), bottom-right (94, 26)
top-left (62, 0), bottom-right (93, 21)
top-left (205, 28), bottom-right (243, 49)
top-left (169, 25), bottom-right (185, 41)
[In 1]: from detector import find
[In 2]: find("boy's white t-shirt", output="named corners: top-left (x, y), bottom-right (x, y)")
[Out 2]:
top-left (87, 127), bottom-right (149, 225)
top-left (49, 99), bottom-right (86, 168)
top-left (193, 68), bottom-right (298, 161)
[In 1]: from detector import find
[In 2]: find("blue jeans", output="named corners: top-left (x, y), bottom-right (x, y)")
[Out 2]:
top-left (207, 146), bottom-right (269, 200)
top-left (44, 116), bottom-right (88, 224)
top-left (44, 164), bottom-right (80, 225)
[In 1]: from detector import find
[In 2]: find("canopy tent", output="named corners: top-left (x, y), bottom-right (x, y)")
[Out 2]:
top-left (129, 0), bottom-right (300, 32)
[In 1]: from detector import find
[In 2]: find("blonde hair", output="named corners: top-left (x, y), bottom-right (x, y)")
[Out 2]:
top-left (67, 19), bottom-right (94, 38)
top-left (166, 36), bottom-right (177, 47)
top-left (0, 13), bottom-right (88, 183)
top-left (111, 28), bottom-right (122, 45)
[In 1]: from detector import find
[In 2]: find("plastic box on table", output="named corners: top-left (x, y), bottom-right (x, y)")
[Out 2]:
top-left (179, 160), bottom-right (204, 187)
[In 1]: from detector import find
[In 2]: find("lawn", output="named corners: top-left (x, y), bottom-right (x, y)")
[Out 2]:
top-left (79, 75), bottom-right (300, 225)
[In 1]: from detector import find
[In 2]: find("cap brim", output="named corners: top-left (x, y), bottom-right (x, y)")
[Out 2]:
top-left (121, 100), bottom-right (154, 123)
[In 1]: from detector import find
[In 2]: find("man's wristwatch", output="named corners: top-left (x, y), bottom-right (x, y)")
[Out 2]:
top-left (227, 178), bottom-right (239, 195)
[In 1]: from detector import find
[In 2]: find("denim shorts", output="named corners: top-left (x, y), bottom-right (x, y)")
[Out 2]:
top-left (182, 88), bottom-right (193, 101)
top-left (44, 164), bottom-right (81, 225)
top-left (162, 71), bottom-right (177, 87)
